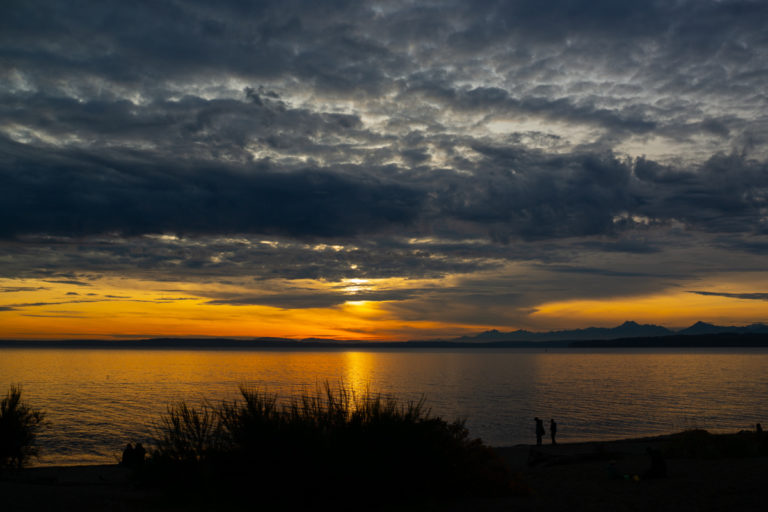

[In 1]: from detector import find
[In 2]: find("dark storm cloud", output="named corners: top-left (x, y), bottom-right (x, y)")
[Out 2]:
top-left (436, 147), bottom-right (638, 240)
top-left (633, 153), bottom-right (768, 234)
top-left (0, 88), bottom-right (378, 165)
top-left (0, 234), bottom-right (500, 283)
top-left (689, 291), bottom-right (768, 301)
top-left (0, 135), bottom-right (425, 238)
top-left (2, 0), bottom-right (766, 243)
top-left (400, 84), bottom-right (658, 136)
top-left (414, 146), bottom-right (767, 241)
top-left (0, 0), bottom-right (400, 96)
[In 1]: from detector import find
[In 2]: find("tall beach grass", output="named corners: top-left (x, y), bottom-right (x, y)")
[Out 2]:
top-left (145, 381), bottom-right (512, 506)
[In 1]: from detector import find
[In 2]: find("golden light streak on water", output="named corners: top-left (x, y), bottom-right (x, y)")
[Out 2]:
top-left (342, 351), bottom-right (376, 399)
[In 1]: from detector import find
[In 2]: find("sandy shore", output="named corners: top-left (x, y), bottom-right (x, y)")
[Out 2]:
top-left (487, 437), bottom-right (767, 512)
top-left (2, 434), bottom-right (766, 511)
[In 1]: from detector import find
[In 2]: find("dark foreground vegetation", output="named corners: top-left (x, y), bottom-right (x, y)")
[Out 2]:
top-left (138, 382), bottom-right (512, 508)
top-left (0, 385), bottom-right (45, 471)
top-left (662, 428), bottom-right (768, 459)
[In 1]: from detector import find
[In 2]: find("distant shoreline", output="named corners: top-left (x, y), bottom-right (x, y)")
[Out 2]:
top-left (1, 332), bottom-right (768, 349)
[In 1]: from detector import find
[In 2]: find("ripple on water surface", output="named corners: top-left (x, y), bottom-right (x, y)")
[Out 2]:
top-left (1, 347), bottom-right (767, 466)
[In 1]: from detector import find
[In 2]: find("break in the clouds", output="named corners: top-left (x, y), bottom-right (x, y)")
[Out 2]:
top-left (2, 0), bottom-right (768, 336)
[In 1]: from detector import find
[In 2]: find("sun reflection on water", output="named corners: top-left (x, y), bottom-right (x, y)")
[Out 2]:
top-left (1, 348), bottom-right (767, 466)
top-left (342, 351), bottom-right (376, 399)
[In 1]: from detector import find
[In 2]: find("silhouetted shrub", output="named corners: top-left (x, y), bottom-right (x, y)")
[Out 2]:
top-left (664, 429), bottom-right (768, 459)
top-left (0, 385), bottom-right (46, 470)
top-left (145, 382), bottom-right (512, 507)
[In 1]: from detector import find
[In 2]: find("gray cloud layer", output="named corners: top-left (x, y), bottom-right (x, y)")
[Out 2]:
top-left (2, 0), bottom-right (768, 327)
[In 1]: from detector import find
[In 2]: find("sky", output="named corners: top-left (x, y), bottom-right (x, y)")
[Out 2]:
top-left (2, 0), bottom-right (768, 340)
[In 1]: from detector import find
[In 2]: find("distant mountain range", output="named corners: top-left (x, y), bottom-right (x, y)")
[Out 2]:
top-left (2, 321), bottom-right (767, 349)
top-left (676, 321), bottom-right (768, 336)
top-left (453, 321), bottom-right (768, 343)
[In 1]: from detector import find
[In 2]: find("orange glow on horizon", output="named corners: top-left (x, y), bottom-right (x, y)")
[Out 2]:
top-left (2, 275), bottom-right (767, 340)
top-left (0, 278), bottom-right (482, 341)
top-left (532, 290), bottom-right (768, 329)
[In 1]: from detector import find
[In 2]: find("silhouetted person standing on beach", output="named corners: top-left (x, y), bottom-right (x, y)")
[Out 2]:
top-left (534, 417), bottom-right (545, 446)
top-left (134, 443), bottom-right (146, 466)
top-left (121, 443), bottom-right (134, 466)
top-left (550, 419), bottom-right (557, 445)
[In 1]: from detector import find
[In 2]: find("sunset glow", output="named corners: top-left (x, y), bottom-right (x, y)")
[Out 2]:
top-left (2, 269), bottom-right (767, 339)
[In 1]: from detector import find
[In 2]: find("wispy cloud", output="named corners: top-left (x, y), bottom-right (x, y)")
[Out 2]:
top-left (42, 279), bottom-right (92, 287)
top-left (689, 291), bottom-right (768, 301)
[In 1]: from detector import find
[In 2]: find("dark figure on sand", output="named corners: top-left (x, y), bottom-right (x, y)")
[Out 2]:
top-left (534, 417), bottom-right (545, 446)
top-left (550, 419), bottom-right (557, 445)
top-left (121, 443), bottom-right (134, 466)
top-left (134, 443), bottom-right (146, 466)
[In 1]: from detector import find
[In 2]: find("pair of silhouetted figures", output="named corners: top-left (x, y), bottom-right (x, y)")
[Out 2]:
top-left (121, 442), bottom-right (146, 468)
top-left (534, 417), bottom-right (557, 445)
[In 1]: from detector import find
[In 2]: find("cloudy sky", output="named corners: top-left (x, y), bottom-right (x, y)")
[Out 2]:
top-left (2, 0), bottom-right (768, 340)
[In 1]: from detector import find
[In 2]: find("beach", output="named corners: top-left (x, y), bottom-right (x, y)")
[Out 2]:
top-left (491, 436), bottom-right (767, 512)
top-left (3, 432), bottom-right (766, 511)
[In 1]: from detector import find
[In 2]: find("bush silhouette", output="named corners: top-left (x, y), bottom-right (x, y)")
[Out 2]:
top-left (664, 429), bottom-right (768, 459)
top-left (146, 382), bottom-right (512, 507)
top-left (0, 385), bottom-right (46, 470)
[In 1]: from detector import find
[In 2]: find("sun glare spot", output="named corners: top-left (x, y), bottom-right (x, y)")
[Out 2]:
top-left (144, 234), bottom-right (182, 242)
top-left (311, 244), bottom-right (345, 252)
top-left (612, 213), bottom-right (654, 225)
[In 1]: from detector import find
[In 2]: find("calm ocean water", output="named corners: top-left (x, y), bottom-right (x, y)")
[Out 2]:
top-left (1, 347), bottom-right (767, 466)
